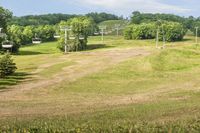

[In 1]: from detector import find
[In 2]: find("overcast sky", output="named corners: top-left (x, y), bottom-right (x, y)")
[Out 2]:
top-left (0, 0), bottom-right (199, 17)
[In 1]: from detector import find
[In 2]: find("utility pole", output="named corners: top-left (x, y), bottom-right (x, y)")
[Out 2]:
top-left (162, 25), bottom-right (165, 48)
top-left (99, 26), bottom-right (106, 43)
top-left (156, 28), bottom-right (159, 48)
top-left (60, 26), bottom-right (71, 54)
top-left (115, 24), bottom-right (120, 36)
top-left (195, 27), bottom-right (198, 44)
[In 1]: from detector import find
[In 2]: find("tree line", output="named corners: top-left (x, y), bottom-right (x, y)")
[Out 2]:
top-left (123, 11), bottom-right (200, 42)
top-left (10, 12), bottom-right (121, 26)
top-left (124, 22), bottom-right (186, 42)
top-left (131, 11), bottom-right (200, 35)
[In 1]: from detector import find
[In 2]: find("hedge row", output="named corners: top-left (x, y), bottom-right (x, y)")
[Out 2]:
top-left (124, 22), bottom-right (186, 42)
top-left (0, 25), bottom-right (56, 53)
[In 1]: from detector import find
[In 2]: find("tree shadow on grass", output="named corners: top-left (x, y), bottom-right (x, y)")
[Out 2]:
top-left (86, 44), bottom-right (115, 51)
top-left (171, 38), bottom-right (193, 43)
top-left (0, 72), bottom-right (32, 91)
top-left (17, 51), bottom-right (44, 56)
top-left (181, 38), bottom-right (193, 42)
top-left (184, 38), bottom-right (192, 41)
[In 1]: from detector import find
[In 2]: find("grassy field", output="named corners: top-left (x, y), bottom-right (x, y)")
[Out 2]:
top-left (0, 36), bottom-right (200, 132)
top-left (98, 20), bottom-right (129, 35)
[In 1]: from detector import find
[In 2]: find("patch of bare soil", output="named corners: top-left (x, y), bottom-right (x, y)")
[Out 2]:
top-left (0, 48), bottom-right (154, 118)
top-left (0, 48), bottom-right (150, 100)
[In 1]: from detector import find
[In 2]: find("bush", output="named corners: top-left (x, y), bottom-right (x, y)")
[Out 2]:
top-left (124, 23), bottom-right (156, 40)
top-left (124, 22), bottom-right (186, 42)
top-left (7, 25), bottom-right (56, 48)
top-left (124, 25), bottom-right (133, 40)
top-left (58, 17), bottom-right (93, 52)
top-left (160, 22), bottom-right (186, 42)
top-left (0, 53), bottom-right (17, 78)
top-left (132, 23), bottom-right (156, 39)
top-left (34, 25), bottom-right (55, 42)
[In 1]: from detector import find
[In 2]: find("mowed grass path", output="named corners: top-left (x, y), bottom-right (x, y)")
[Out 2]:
top-left (0, 36), bottom-right (200, 132)
top-left (0, 36), bottom-right (151, 89)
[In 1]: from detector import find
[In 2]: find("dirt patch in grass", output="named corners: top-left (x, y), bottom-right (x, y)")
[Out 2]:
top-left (0, 48), bottom-right (153, 118)
top-left (0, 48), bottom-right (150, 99)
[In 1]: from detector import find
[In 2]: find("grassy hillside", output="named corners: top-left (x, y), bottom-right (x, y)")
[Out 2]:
top-left (0, 36), bottom-right (200, 132)
top-left (98, 20), bottom-right (129, 35)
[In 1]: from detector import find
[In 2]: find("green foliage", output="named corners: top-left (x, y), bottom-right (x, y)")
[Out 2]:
top-left (86, 12), bottom-right (121, 23)
top-left (0, 6), bottom-right (12, 51)
top-left (131, 11), bottom-right (197, 30)
top-left (9, 14), bottom-right (79, 26)
top-left (0, 53), bottom-right (17, 78)
top-left (7, 25), bottom-right (22, 52)
top-left (124, 22), bottom-right (186, 42)
top-left (58, 17), bottom-right (93, 52)
top-left (7, 24), bottom-right (56, 47)
top-left (0, 6), bottom-right (12, 33)
top-left (132, 23), bottom-right (156, 39)
top-left (34, 25), bottom-right (55, 41)
top-left (124, 25), bottom-right (134, 40)
top-left (10, 12), bottom-right (121, 26)
top-left (131, 11), bottom-right (142, 24)
top-left (124, 23), bottom-right (156, 40)
top-left (160, 22), bottom-right (186, 42)
top-left (2, 24), bottom-right (56, 53)
top-left (22, 26), bottom-right (34, 44)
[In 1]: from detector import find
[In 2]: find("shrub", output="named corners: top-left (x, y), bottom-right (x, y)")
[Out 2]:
top-left (124, 25), bottom-right (134, 40)
top-left (160, 22), bottom-right (186, 42)
top-left (58, 17), bottom-right (93, 52)
top-left (0, 53), bottom-right (17, 78)
top-left (132, 23), bottom-right (156, 39)
top-left (124, 22), bottom-right (186, 42)
top-left (124, 23), bottom-right (156, 40)
top-left (34, 25), bottom-right (55, 42)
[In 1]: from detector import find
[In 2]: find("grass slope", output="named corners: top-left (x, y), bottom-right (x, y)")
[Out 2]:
top-left (98, 20), bottom-right (129, 35)
top-left (0, 36), bottom-right (200, 132)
